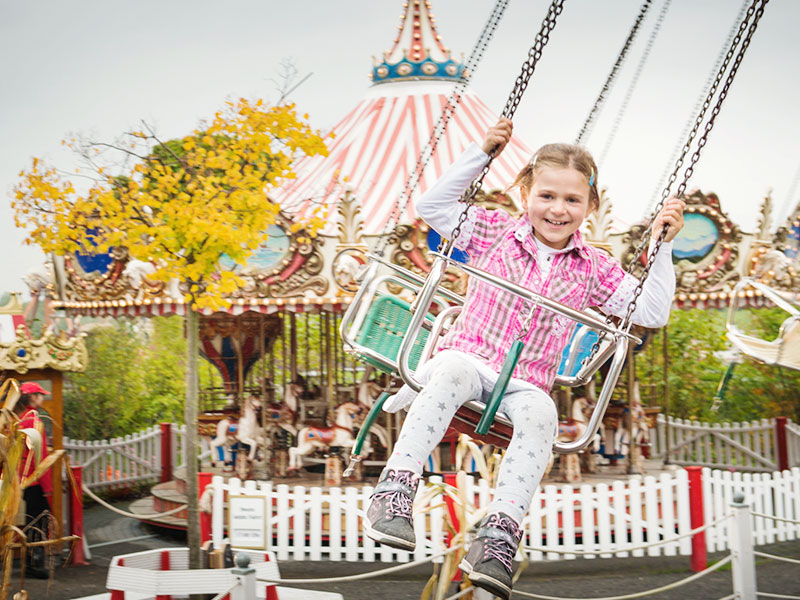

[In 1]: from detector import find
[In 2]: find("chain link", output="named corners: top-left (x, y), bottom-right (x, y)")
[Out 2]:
top-left (374, 0), bottom-right (510, 257)
top-left (441, 0), bottom-right (566, 254)
top-left (575, 0), bottom-right (653, 145)
top-left (579, 0), bottom-right (768, 367)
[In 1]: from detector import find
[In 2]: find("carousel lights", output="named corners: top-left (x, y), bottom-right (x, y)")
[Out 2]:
top-left (700, 293), bottom-right (708, 301)
top-left (689, 293), bottom-right (698, 301)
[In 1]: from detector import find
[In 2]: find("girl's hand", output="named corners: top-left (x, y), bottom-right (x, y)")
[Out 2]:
top-left (652, 197), bottom-right (686, 243)
top-left (481, 117), bottom-right (513, 157)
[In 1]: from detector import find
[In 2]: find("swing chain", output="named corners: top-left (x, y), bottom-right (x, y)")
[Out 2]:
top-left (626, 0), bottom-right (767, 273)
top-left (575, 0), bottom-right (653, 145)
top-left (441, 0), bottom-right (566, 255)
top-left (578, 0), bottom-right (768, 368)
top-left (621, 0), bottom-right (767, 329)
top-left (374, 0), bottom-right (510, 257)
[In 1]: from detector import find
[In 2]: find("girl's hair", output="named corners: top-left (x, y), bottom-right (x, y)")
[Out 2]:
top-left (14, 393), bottom-right (35, 416)
top-left (510, 143), bottom-right (600, 210)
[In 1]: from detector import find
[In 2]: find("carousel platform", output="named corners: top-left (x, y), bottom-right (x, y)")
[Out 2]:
top-left (129, 456), bottom-right (676, 531)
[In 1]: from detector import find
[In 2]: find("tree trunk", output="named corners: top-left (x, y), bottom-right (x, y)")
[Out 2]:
top-left (185, 308), bottom-right (201, 568)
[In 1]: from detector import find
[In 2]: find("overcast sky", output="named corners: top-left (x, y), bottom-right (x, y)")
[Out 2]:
top-left (1, 0), bottom-right (798, 297)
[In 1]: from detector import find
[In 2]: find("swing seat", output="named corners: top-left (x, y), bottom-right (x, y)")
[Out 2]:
top-left (355, 295), bottom-right (434, 374)
top-left (727, 278), bottom-right (800, 372)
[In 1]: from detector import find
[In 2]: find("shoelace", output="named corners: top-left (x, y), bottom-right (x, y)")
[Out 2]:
top-left (483, 514), bottom-right (521, 573)
top-left (375, 471), bottom-right (416, 519)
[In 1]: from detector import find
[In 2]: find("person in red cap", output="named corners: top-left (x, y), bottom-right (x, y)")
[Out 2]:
top-left (16, 381), bottom-right (53, 578)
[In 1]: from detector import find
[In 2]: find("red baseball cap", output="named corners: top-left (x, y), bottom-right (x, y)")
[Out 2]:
top-left (20, 382), bottom-right (50, 395)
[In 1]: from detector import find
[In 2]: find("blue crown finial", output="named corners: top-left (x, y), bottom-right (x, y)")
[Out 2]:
top-left (372, 1), bottom-right (465, 84)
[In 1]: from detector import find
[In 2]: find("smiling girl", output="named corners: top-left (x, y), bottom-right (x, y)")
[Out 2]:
top-left (364, 117), bottom-right (685, 599)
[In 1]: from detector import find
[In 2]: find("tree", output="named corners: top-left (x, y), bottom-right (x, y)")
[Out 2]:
top-left (12, 98), bottom-right (329, 567)
top-left (63, 317), bottom-right (188, 440)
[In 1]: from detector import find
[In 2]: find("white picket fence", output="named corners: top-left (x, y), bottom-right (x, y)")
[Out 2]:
top-left (651, 415), bottom-right (800, 471)
top-left (64, 425), bottom-right (165, 489)
top-left (208, 467), bottom-right (800, 563)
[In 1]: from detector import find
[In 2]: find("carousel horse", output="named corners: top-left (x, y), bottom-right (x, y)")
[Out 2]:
top-left (547, 396), bottom-right (594, 483)
top-left (613, 383), bottom-right (650, 475)
top-left (288, 401), bottom-right (385, 472)
top-left (208, 395), bottom-right (264, 472)
top-left (264, 382), bottom-right (303, 437)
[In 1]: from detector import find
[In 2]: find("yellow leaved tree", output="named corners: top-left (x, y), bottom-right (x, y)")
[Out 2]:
top-left (12, 98), bottom-right (330, 567)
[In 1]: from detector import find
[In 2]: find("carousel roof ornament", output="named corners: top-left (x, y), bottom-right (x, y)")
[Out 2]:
top-left (371, 0), bottom-right (464, 84)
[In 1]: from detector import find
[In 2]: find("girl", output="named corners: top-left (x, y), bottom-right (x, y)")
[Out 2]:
top-left (364, 118), bottom-right (685, 600)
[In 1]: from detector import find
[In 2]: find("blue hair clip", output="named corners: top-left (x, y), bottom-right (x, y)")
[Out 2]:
top-left (589, 168), bottom-right (596, 187)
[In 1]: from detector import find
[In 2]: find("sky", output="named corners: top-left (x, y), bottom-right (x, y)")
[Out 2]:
top-left (1, 0), bottom-right (798, 297)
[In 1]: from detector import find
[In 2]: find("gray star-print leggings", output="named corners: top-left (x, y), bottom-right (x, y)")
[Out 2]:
top-left (385, 353), bottom-right (558, 524)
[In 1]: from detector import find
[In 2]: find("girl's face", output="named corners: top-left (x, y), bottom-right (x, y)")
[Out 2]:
top-left (522, 166), bottom-right (593, 250)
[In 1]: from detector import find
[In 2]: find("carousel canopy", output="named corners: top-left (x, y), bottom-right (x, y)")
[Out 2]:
top-left (271, 1), bottom-right (532, 236)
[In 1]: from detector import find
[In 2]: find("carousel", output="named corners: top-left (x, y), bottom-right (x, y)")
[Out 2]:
top-left (37, 0), bottom-right (800, 527)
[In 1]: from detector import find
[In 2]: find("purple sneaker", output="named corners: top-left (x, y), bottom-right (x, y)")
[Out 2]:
top-left (363, 469), bottom-right (420, 551)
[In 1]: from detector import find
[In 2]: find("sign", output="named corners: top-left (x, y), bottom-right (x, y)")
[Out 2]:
top-left (228, 495), bottom-right (267, 549)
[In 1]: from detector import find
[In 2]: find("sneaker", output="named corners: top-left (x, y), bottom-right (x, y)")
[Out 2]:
top-left (459, 512), bottom-right (522, 600)
top-left (363, 469), bottom-right (420, 551)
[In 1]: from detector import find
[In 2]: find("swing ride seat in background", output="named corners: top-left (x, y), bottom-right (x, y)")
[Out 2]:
top-left (355, 295), bottom-right (434, 374)
top-left (727, 278), bottom-right (800, 372)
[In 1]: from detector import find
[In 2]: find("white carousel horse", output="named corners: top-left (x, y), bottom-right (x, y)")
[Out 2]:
top-left (614, 382), bottom-right (650, 475)
top-left (208, 395), bottom-right (264, 471)
top-left (546, 396), bottom-right (593, 483)
top-left (288, 402), bottom-right (366, 472)
top-left (264, 382), bottom-right (303, 437)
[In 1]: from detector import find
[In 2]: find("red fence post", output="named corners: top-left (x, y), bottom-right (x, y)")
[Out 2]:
top-left (155, 550), bottom-right (172, 600)
top-left (441, 472), bottom-right (463, 581)
top-left (686, 466), bottom-right (707, 572)
top-left (70, 465), bottom-right (89, 565)
top-left (775, 417), bottom-right (789, 472)
top-left (160, 423), bottom-right (173, 483)
top-left (199, 472), bottom-right (213, 543)
top-left (110, 557), bottom-right (125, 600)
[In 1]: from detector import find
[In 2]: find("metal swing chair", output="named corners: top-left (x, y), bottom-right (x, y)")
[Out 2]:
top-left (340, 0), bottom-right (769, 471)
top-left (726, 278), bottom-right (800, 371)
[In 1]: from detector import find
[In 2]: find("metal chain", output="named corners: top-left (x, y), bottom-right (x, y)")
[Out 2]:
top-left (644, 0), bottom-right (751, 215)
top-left (374, 0), bottom-right (510, 257)
top-left (597, 0), bottom-right (672, 167)
top-left (620, 0), bottom-right (768, 330)
top-left (441, 0), bottom-right (566, 254)
top-left (574, 0), bottom-right (653, 145)
top-left (579, 0), bottom-right (768, 367)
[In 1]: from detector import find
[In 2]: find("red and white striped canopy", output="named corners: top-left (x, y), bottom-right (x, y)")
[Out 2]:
top-left (272, 80), bottom-right (533, 236)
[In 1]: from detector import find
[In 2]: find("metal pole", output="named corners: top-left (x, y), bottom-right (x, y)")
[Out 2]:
top-left (729, 492), bottom-right (757, 599)
top-left (626, 339), bottom-right (636, 474)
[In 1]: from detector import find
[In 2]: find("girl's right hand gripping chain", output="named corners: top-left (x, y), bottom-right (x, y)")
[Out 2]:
top-left (482, 117), bottom-right (513, 157)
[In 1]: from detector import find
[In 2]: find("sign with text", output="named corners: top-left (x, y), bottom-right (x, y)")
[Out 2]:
top-left (228, 495), bottom-right (267, 549)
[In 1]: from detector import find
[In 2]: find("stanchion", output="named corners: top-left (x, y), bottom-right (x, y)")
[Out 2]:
top-left (729, 492), bottom-right (757, 600)
top-left (231, 554), bottom-right (257, 600)
top-left (686, 466), bottom-right (707, 572)
top-left (160, 422), bottom-right (173, 483)
top-left (775, 417), bottom-right (789, 472)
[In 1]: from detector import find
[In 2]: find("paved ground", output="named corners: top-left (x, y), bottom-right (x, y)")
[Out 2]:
top-left (9, 499), bottom-right (800, 600)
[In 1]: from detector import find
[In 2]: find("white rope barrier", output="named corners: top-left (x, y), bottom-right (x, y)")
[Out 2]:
top-left (513, 555), bottom-right (732, 600)
top-left (443, 587), bottom-right (474, 600)
top-left (522, 514), bottom-right (731, 557)
top-left (256, 546), bottom-right (461, 584)
top-left (82, 483), bottom-right (187, 519)
top-left (757, 593), bottom-right (800, 599)
top-left (751, 512), bottom-right (800, 527)
top-left (753, 551), bottom-right (800, 566)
